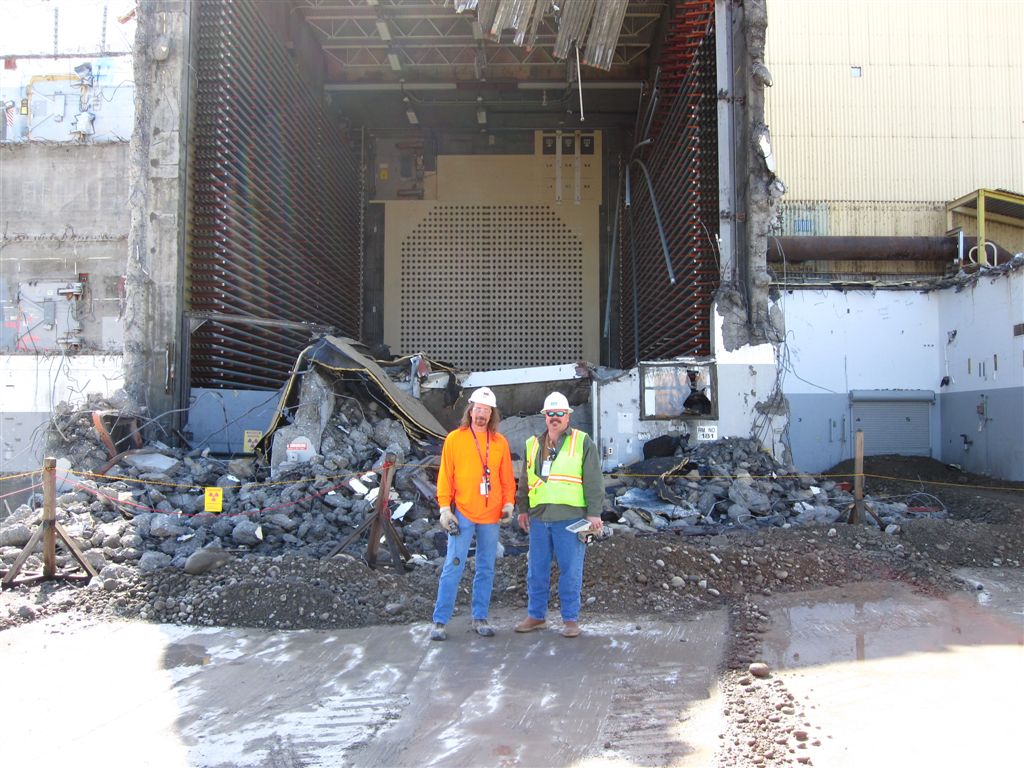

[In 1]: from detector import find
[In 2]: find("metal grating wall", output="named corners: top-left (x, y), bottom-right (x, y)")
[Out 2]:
top-left (399, 204), bottom-right (585, 370)
top-left (619, 5), bottom-right (719, 367)
top-left (190, 0), bottom-right (362, 390)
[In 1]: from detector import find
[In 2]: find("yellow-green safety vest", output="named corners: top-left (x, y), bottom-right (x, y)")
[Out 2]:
top-left (525, 429), bottom-right (586, 508)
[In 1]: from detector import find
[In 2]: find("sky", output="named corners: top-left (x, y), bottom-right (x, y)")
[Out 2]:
top-left (0, 0), bottom-right (137, 57)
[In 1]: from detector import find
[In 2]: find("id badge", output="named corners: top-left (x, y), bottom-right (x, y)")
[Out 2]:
top-left (479, 479), bottom-right (490, 495)
top-left (541, 460), bottom-right (552, 477)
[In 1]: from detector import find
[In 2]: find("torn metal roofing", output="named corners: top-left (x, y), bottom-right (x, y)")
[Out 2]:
top-left (260, 336), bottom-right (448, 458)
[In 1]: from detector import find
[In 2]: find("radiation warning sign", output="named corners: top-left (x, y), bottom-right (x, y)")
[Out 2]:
top-left (204, 487), bottom-right (223, 513)
top-left (243, 430), bottom-right (262, 454)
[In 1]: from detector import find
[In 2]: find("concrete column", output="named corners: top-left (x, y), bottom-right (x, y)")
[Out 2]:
top-left (125, 1), bottom-right (191, 433)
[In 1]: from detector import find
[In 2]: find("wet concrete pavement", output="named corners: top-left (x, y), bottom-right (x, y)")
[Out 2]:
top-left (1, 572), bottom-right (1020, 767)
top-left (0, 611), bottom-right (727, 767)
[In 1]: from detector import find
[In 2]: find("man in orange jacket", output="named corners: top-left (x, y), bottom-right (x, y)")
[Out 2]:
top-left (430, 387), bottom-right (516, 640)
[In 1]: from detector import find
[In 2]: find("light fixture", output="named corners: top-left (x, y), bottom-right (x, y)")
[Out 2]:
top-left (376, 19), bottom-right (392, 42)
top-left (387, 51), bottom-right (401, 71)
top-left (366, 0), bottom-right (378, 5)
top-left (475, 96), bottom-right (487, 124)
top-left (404, 96), bottom-right (418, 125)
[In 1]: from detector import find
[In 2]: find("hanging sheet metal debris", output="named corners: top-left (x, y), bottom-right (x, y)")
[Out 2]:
top-left (452, 0), bottom-right (630, 71)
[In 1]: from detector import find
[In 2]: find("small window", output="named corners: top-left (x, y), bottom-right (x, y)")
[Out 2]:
top-left (994, 354), bottom-right (998, 371)
top-left (639, 361), bottom-right (718, 420)
top-left (850, 66), bottom-right (862, 78)
top-left (967, 358), bottom-right (972, 374)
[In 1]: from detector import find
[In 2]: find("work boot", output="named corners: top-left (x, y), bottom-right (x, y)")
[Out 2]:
top-left (472, 619), bottom-right (495, 637)
top-left (561, 621), bottom-right (581, 638)
top-left (515, 616), bottom-right (546, 633)
top-left (430, 623), bottom-right (447, 641)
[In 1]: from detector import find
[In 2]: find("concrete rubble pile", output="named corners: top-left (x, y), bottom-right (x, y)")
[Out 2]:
top-left (2, 349), bottom-right (947, 591)
top-left (606, 437), bottom-right (945, 536)
top-left (0, 366), bottom-right (528, 589)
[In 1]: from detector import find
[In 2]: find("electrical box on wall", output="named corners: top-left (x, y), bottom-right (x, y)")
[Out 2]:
top-left (536, 129), bottom-right (600, 204)
top-left (15, 280), bottom-right (82, 351)
top-left (639, 359), bottom-right (718, 420)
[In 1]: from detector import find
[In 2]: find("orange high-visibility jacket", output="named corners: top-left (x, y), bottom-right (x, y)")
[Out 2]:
top-left (436, 426), bottom-right (515, 523)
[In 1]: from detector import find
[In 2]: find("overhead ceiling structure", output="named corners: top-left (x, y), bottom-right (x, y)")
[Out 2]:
top-left (296, 0), bottom-right (670, 132)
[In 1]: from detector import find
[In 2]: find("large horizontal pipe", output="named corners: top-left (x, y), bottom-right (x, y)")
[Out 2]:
top-left (768, 237), bottom-right (957, 262)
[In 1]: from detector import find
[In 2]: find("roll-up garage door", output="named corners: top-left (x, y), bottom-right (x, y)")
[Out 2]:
top-left (850, 391), bottom-right (933, 456)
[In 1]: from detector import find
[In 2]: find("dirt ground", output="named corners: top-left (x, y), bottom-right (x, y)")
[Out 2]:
top-left (2, 455), bottom-right (1021, 767)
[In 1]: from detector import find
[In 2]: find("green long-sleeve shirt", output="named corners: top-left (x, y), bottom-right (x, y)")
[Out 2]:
top-left (516, 428), bottom-right (604, 521)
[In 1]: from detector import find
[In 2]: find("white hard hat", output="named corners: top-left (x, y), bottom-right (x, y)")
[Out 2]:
top-left (541, 391), bottom-right (573, 413)
top-left (468, 387), bottom-right (497, 408)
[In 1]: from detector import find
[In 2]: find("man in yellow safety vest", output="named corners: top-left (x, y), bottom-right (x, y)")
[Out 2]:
top-left (514, 391), bottom-right (604, 638)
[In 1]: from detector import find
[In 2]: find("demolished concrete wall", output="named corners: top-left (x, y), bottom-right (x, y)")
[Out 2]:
top-left (780, 259), bottom-right (1024, 481)
top-left (936, 260), bottom-right (1024, 481)
top-left (123, 1), bottom-right (190, 433)
top-left (1, 71), bottom-right (133, 471)
top-left (715, 0), bottom-right (785, 355)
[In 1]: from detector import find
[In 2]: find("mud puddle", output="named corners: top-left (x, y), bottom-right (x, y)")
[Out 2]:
top-left (756, 575), bottom-right (1023, 767)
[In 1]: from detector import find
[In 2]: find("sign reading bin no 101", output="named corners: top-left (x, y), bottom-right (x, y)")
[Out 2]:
top-left (696, 425), bottom-right (718, 441)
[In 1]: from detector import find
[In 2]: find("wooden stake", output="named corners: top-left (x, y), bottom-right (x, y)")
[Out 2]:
top-left (850, 431), bottom-right (865, 524)
top-left (2, 457), bottom-right (100, 588)
top-left (42, 457), bottom-right (57, 577)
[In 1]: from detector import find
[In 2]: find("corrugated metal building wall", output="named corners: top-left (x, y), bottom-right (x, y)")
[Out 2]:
top-left (765, 0), bottom-right (1024, 242)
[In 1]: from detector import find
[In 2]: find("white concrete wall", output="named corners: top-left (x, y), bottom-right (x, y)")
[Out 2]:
top-left (780, 289), bottom-right (941, 472)
top-left (0, 354), bottom-right (123, 471)
top-left (934, 268), bottom-right (1024, 479)
top-left (781, 290), bottom-right (943, 394)
top-left (595, 305), bottom-right (784, 471)
top-left (780, 269), bottom-right (1024, 480)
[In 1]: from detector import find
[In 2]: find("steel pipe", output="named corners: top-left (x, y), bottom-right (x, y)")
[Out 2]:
top-left (768, 237), bottom-right (958, 263)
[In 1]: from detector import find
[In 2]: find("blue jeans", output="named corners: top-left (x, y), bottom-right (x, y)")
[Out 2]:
top-left (526, 518), bottom-right (586, 622)
top-left (432, 508), bottom-right (500, 625)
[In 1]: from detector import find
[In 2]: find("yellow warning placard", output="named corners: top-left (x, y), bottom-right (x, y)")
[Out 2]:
top-left (204, 487), bottom-right (223, 513)
top-left (243, 430), bottom-right (262, 454)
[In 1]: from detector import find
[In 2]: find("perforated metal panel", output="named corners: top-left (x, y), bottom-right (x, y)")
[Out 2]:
top-left (399, 204), bottom-right (585, 370)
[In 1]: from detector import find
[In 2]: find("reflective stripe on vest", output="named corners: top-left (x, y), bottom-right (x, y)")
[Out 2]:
top-left (525, 429), bottom-right (586, 508)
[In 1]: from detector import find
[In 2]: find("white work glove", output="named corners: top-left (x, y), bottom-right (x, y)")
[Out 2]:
top-left (439, 506), bottom-right (457, 534)
top-left (500, 503), bottom-right (514, 524)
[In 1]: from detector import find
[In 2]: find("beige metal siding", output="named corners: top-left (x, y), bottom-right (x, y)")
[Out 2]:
top-left (778, 201), bottom-right (946, 236)
top-left (765, 0), bottom-right (1024, 202)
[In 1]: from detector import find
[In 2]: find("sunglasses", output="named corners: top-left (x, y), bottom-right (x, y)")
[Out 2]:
top-left (545, 410), bottom-right (567, 418)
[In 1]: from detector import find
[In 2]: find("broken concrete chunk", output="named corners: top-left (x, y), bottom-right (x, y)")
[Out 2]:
top-left (728, 483), bottom-right (772, 514)
top-left (231, 519), bottom-right (263, 546)
top-left (149, 513), bottom-right (188, 538)
top-left (138, 551), bottom-right (173, 571)
top-left (0, 523), bottom-right (32, 548)
top-left (124, 452), bottom-right (181, 475)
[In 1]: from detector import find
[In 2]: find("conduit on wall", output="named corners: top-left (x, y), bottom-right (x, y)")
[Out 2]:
top-left (618, 1), bottom-right (718, 367)
top-left (190, 0), bottom-right (362, 390)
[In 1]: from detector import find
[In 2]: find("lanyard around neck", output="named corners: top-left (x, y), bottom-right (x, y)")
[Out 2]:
top-left (470, 427), bottom-right (490, 474)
